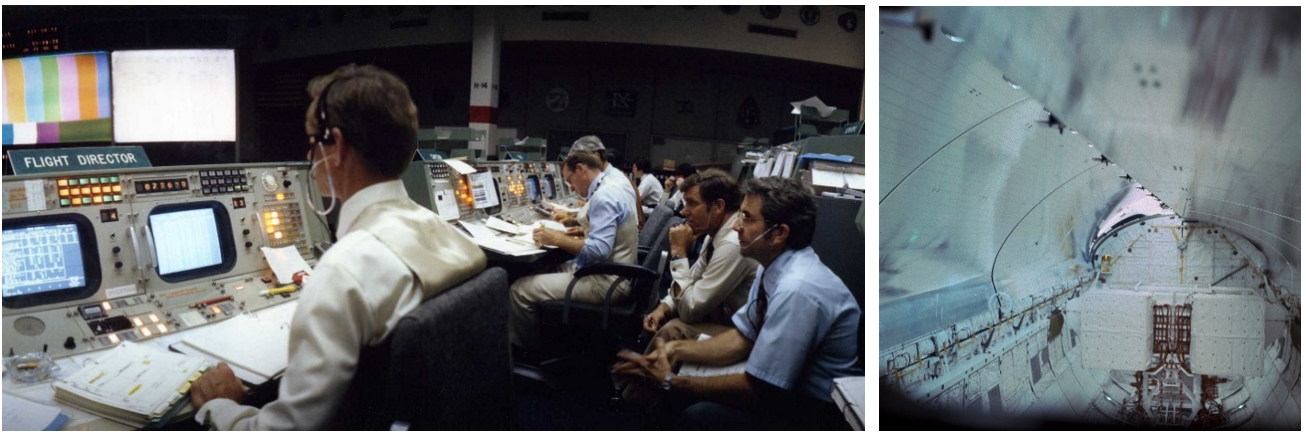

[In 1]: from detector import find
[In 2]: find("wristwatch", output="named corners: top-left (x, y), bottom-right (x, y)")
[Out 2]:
top-left (660, 373), bottom-right (674, 391)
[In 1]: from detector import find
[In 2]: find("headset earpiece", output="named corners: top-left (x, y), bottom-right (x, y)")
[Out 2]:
top-left (315, 80), bottom-right (336, 146)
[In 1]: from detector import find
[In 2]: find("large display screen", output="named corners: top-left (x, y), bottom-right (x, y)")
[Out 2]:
top-left (112, 49), bottom-right (236, 142)
top-left (2, 215), bottom-right (101, 308)
top-left (2, 52), bottom-right (113, 145)
top-left (148, 202), bottom-right (235, 282)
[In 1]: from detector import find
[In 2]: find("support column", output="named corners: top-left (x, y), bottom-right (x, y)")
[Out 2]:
top-left (469, 6), bottom-right (502, 158)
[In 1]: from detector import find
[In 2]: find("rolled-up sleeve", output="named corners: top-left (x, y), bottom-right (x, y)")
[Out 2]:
top-left (664, 241), bottom-right (753, 324)
top-left (575, 187), bottom-right (630, 268)
top-left (743, 291), bottom-right (826, 391)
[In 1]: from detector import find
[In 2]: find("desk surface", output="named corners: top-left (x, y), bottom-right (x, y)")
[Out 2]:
top-left (2, 300), bottom-right (297, 431)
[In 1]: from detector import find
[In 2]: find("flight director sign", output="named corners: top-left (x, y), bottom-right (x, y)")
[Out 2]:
top-left (8, 146), bottom-right (152, 175)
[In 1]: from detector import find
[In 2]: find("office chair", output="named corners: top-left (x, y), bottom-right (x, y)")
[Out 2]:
top-left (638, 204), bottom-right (677, 251)
top-left (335, 267), bottom-right (512, 430)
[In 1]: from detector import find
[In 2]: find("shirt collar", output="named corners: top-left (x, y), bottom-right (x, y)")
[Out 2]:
top-left (762, 247), bottom-right (806, 292)
top-left (586, 170), bottom-right (604, 198)
top-left (714, 211), bottom-right (742, 245)
top-left (335, 179), bottom-right (409, 238)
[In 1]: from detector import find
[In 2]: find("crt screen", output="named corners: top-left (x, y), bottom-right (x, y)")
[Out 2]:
top-left (2, 223), bottom-right (88, 297)
top-left (150, 207), bottom-right (224, 276)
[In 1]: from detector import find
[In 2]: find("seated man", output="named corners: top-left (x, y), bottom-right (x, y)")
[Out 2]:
top-left (552, 136), bottom-right (643, 231)
top-left (642, 169), bottom-right (757, 343)
top-left (632, 158), bottom-right (664, 215)
top-left (510, 150), bottom-right (640, 351)
top-left (661, 163), bottom-right (696, 213)
top-left (188, 64), bottom-right (486, 430)
top-left (614, 177), bottom-right (861, 430)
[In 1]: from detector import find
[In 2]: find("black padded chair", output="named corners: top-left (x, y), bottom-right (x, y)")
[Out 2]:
top-left (639, 204), bottom-right (677, 252)
top-left (334, 267), bottom-right (512, 430)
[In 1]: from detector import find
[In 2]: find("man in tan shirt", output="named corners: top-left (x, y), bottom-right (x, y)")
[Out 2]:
top-left (642, 169), bottom-right (758, 345)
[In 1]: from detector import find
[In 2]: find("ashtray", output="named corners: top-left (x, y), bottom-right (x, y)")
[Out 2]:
top-left (4, 352), bottom-right (60, 383)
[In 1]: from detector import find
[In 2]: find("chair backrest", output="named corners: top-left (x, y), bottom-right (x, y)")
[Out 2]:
top-left (336, 267), bottom-right (512, 430)
top-left (639, 204), bottom-right (676, 247)
top-left (643, 216), bottom-right (682, 311)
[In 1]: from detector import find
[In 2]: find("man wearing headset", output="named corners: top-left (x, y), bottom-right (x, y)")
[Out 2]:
top-left (188, 64), bottom-right (486, 430)
top-left (613, 177), bottom-right (860, 430)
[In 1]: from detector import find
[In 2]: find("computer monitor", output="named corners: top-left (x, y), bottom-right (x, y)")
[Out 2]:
top-left (2, 214), bottom-right (101, 308)
top-left (526, 175), bottom-right (541, 204)
top-left (542, 174), bottom-right (556, 200)
top-left (467, 171), bottom-right (501, 209)
top-left (147, 202), bottom-right (235, 282)
top-left (2, 52), bottom-right (113, 146)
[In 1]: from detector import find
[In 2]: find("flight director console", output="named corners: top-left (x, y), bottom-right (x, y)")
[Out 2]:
top-left (401, 157), bottom-right (578, 223)
top-left (1, 163), bottom-right (329, 359)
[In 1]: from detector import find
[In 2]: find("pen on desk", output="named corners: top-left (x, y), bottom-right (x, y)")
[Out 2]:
top-left (260, 285), bottom-right (297, 297)
top-left (190, 295), bottom-right (234, 309)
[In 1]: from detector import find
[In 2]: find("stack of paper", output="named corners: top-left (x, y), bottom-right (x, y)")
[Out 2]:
top-left (3, 394), bottom-right (70, 431)
top-left (831, 376), bottom-right (865, 430)
top-left (456, 220), bottom-right (544, 256)
top-left (174, 301), bottom-right (299, 384)
top-left (52, 342), bottom-right (209, 427)
top-left (677, 334), bottom-right (748, 377)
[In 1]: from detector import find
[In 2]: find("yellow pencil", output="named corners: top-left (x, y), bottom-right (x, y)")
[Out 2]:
top-left (128, 384), bottom-right (142, 395)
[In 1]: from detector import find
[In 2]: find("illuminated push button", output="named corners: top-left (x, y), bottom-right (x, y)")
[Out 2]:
top-left (104, 195), bottom-right (113, 203)
top-left (113, 195), bottom-right (123, 202)
top-left (271, 211), bottom-right (279, 218)
top-left (149, 314), bottom-right (159, 323)
top-left (60, 199), bottom-right (70, 206)
top-left (83, 197), bottom-right (91, 204)
top-left (100, 177), bottom-right (109, 183)
top-left (110, 176), bottom-right (120, 183)
top-left (79, 178), bottom-right (90, 185)
top-left (113, 185), bottom-right (122, 193)
top-left (156, 324), bottom-right (168, 333)
top-left (274, 231), bottom-right (283, 239)
top-left (59, 189), bottom-right (69, 196)
top-left (266, 226), bottom-right (275, 234)
top-left (276, 193), bottom-right (285, 201)
top-left (92, 186), bottom-right (101, 194)
top-left (102, 302), bottom-right (112, 311)
top-left (92, 197), bottom-right (103, 204)
top-left (271, 218), bottom-right (280, 225)
top-left (132, 317), bottom-right (143, 326)
top-left (211, 306), bottom-right (223, 315)
top-left (140, 327), bottom-right (152, 337)
top-left (108, 333), bottom-right (120, 344)
top-left (58, 179), bottom-right (68, 187)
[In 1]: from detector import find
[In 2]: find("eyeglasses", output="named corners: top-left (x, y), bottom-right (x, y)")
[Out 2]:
top-left (739, 213), bottom-right (768, 226)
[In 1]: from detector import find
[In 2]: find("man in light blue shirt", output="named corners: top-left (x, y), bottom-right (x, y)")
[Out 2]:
top-left (614, 177), bottom-right (860, 430)
top-left (509, 150), bottom-right (640, 351)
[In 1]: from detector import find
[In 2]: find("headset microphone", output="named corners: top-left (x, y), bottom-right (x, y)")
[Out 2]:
top-left (739, 224), bottom-right (778, 250)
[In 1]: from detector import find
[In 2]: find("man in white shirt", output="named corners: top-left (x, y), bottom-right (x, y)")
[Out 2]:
top-left (662, 163), bottom-right (696, 213)
top-left (632, 158), bottom-right (664, 215)
top-left (641, 169), bottom-right (756, 340)
top-left (188, 64), bottom-right (486, 430)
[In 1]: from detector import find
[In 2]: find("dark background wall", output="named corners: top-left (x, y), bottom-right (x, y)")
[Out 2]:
top-left (3, 6), bottom-right (864, 169)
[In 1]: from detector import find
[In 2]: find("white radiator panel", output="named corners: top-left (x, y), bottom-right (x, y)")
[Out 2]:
top-left (1079, 290), bottom-right (1153, 370)
top-left (1191, 293), bottom-right (1265, 376)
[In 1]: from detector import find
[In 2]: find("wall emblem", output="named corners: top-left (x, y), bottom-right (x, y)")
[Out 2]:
top-left (604, 88), bottom-right (637, 117)
top-left (546, 87), bottom-right (569, 113)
